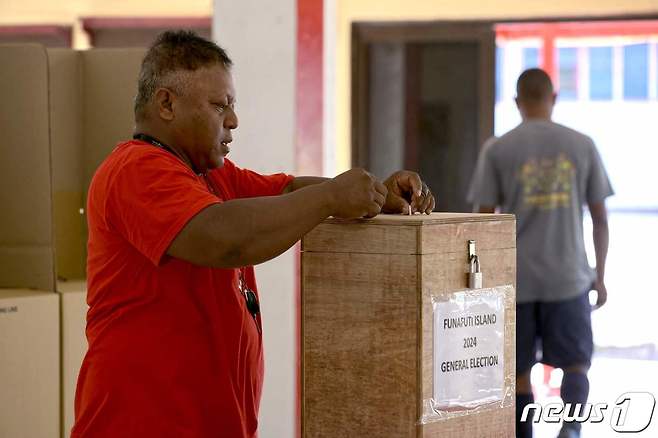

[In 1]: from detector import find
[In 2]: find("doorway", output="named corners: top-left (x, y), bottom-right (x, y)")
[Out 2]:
top-left (496, 19), bottom-right (658, 438)
top-left (351, 22), bottom-right (494, 212)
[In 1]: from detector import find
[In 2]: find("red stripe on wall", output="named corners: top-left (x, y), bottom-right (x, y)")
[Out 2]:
top-left (296, 1), bottom-right (323, 437)
top-left (296, 0), bottom-right (324, 177)
top-left (542, 32), bottom-right (557, 85)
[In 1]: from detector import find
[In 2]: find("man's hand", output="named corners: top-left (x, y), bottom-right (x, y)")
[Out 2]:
top-left (589, 202), bottom-right (609, 311)
top-left (382, 170), bottom-right (435, 215)
top-left (592, 279), bottom-right (608, 310)
top-left (325, 168), bottom-right (387, 219)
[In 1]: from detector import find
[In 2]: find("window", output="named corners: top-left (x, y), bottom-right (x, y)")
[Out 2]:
top-left (589, 46), bottom-right (613, 100)
top-left (523, 47), bottom-right (540, 70)
top-left (623, 43), bottom-right (648, 100)
top-left (654, 43), bottom-right (658, 99)
top-left (496, 46), bottom-right (503, 102)
top-left (558, 47), bottom-right (578, 100)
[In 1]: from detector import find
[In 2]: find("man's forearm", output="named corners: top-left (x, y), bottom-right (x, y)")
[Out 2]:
top-left (168, 182), bottom-right (336, 268)
top-left (169, 169), bottom-right (386, 268)
top-left (283, 176), bottom-right (329, 193)
top-left (592, 221), bottom-right (609, 281)
top-left (217, 182), bottom-right (335, 267)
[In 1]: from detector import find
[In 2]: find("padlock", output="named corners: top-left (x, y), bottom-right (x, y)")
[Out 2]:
top-left (469, 254), bottom-right (482, 289)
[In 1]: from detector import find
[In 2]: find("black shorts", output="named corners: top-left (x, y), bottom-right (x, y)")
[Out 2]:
top-left (516, 291), bottom-right (593, 375)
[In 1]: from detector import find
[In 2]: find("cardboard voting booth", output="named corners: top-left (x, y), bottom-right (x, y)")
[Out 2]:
top-left (301, 213), bottom-right (516, 437)
top-left (0, 43), bottom-right (145, 437)
top-left (47, 46), bottom-right (143, 435)
top-left (0, 44), bottom-right (61, 438)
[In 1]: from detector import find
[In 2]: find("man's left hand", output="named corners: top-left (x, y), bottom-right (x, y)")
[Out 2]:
top-left (382, 170), bottom-right (435, 215)
top-left (592, 279), bottom-right (608, 310)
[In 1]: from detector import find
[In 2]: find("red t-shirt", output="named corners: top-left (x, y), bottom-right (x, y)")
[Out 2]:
top-left (71, 140), bottom-right (293, 438)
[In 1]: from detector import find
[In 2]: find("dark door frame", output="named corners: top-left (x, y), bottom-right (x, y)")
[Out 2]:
top-left (351, 21), bottom-right (495, 170)
top-left (350, 14), bottom-right (658, 168)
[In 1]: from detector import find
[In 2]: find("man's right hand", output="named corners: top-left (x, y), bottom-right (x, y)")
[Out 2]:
top-left (325, 168), bottom-right (387, 219)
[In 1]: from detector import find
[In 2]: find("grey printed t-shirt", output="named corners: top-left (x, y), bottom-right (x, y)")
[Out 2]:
top-left (467, 120), bottom-right (614, 303)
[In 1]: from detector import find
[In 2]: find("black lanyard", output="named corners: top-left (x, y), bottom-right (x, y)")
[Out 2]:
top-left (132, 133), bottom-right (198, 173)
top-left (133, 133), bottom-right (174, 153)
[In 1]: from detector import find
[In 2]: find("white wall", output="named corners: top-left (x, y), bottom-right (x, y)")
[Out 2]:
top-left (213, 1), bottom-right (297, 437)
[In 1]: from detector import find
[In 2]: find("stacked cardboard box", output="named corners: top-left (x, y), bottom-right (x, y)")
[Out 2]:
top-left (0, 43), bottom-right (145, 438)
top-left (0, 290), bottom-right (60, 438)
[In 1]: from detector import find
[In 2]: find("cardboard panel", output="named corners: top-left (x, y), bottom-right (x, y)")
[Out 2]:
top-left (57, 280), bottom-right (88, 438)
top-left (0, 289), bottom-right (60, 438)
top-left (46, 48), bottom-right (145, 280)
top-left (48, 49), bottom-right (86, 280)
top-left (81, 48), bottom-right (145, 196)
top-left (0, 44), bottom-right (55, 291)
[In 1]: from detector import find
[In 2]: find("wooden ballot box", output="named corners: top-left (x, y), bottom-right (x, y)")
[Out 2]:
top-left (301, 213), bottom-right (516, 438)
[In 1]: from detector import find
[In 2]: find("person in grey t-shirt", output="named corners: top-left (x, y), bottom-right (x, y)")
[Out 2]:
top-left (468, 69), bottom-right (613, 438)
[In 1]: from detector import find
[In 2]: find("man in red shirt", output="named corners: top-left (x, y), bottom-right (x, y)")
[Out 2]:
top-left (72, 31), bottom-right (435, 438)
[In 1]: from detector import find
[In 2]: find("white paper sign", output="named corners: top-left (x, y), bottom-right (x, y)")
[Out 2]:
top-left (433, 289), bottom-right (505, 409)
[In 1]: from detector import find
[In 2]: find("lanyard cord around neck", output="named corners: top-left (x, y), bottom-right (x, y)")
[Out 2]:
top-left (132, 133), bottom-right (198, 173)
top-left (132, 133), bottom-right (221, 195)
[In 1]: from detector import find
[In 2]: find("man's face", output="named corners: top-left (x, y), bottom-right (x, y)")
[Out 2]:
top-left (173, 65), bottom-right (238, 173)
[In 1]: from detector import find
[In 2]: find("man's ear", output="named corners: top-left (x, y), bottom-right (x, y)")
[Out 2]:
top-left (154, 88), bottom-right (176, 121)
top-left (551, 92), bottom-right (557, 106)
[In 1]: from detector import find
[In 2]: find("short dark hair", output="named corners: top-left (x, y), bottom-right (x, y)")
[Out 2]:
top-left (516, 68), bottom-right (554, 102)
top-left (134, 30), bottom-right (233, 121)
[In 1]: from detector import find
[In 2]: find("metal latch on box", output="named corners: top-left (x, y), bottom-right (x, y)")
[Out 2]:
top-left (468, 240), bottom-right (482, 289)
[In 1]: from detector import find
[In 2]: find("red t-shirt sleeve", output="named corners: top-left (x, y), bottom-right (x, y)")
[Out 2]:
top-left (226, 160), bottom-right (295, 198)
top-left (105, 150), bottom-right (220, 266)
